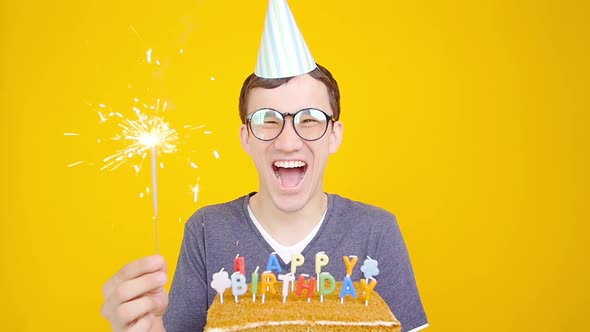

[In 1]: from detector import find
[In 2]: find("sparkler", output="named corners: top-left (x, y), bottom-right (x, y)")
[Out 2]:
top-left (68, 96), bottom-right (215, 253)
top-left (103, 99), bottom-right (178, 253)
top-left (68, 27), bottom-right (219, 253)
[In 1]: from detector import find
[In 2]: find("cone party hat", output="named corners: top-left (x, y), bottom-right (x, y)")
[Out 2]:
top-left (255, 0), bottom-right (317, 78)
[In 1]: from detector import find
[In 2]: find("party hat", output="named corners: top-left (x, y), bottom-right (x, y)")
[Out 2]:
top-left (255, 0), bottom-right (317, 78)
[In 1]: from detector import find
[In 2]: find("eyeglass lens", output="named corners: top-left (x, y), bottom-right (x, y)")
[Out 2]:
top-left (248, 109), bottom-right (330, 141)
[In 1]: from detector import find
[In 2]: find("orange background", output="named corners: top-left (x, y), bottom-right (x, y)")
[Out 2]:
top-left (1, 0), bottom-right (588, 331)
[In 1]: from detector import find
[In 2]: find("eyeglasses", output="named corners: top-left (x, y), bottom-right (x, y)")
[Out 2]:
top-left (246, 108), bottom-right (336, 141)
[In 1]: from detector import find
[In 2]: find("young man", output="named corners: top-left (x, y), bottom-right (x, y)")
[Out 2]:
top-left (101, 1), bottom-right (427, 331)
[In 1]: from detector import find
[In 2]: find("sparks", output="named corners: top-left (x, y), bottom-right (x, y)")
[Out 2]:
top-left (192, 176), bottom-right (200, 203)
top-left (100, 101), bottom-right (178, 172)
top-left (67, 161), bottom-right (83, 168)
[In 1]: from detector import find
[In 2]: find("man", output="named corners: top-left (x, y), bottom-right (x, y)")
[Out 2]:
top-left (101, 1), bottom-right (428, 331)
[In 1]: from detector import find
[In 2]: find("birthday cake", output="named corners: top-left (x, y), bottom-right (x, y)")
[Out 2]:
top-left (204, 281), bottom-right (401, 331)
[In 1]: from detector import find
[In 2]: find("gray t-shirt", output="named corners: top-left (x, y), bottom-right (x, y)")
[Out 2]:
top-left (164, 193), bottom-right (428, 331)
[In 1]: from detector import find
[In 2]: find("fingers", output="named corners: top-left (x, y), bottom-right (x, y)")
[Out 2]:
top-left (103, 255), bottom-right (166, 298)
top-left (101, 255), bottom-right (169, 331)
top-left (102, 270), bottom-right (167, 321)
top-left (126, 313), bottom-right (161, 332)
top-left (109, 290), bottom-right (167, 330)
top-left (111, 270), bottom-right (167, 305)
top-left (126, 314), bottom-right (154, 332)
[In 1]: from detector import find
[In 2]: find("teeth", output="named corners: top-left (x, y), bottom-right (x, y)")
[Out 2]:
top-left (274, 160), bottom-right (306, 168)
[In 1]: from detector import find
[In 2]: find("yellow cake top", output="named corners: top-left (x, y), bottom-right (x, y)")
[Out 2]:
top-left (205, 282), bottom-right (401, 332)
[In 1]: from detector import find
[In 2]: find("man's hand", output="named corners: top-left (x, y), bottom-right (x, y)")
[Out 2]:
top-left (101, 255), bottom-right (169, 332)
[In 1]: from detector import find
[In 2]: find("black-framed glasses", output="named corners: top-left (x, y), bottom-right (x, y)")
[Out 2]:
top-left (246, 108), bottom-right (336, 141)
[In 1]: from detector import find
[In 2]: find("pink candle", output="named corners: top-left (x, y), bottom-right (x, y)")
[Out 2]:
top-left (234, 254), bottom-right (246, 276)
top-left (296, 274), bottom-right (316, 302)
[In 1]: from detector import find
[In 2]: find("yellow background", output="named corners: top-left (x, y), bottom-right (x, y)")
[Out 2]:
top-left (1, 0), bottom-right (588, 331)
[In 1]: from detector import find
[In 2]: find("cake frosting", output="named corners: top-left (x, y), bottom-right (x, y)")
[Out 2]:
top-left (204, 281), bottom-right (401, 331)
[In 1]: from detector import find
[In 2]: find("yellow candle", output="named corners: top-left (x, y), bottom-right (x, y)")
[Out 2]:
top-left (343, 255), bottom-right (358, 276)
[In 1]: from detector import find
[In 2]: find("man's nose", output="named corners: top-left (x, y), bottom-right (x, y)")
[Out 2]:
top-left (274, 117), bottom-right (302, 151)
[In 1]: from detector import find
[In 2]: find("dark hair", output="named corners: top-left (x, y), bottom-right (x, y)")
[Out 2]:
top-left (238, 63), bottom-right (340, 123)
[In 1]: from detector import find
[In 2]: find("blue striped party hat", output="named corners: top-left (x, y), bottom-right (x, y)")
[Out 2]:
top-left (255, 0), bottom-right (317, 78)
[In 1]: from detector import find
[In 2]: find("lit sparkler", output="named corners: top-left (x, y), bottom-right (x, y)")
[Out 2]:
top-left (101, 98), bottom-right (178, 253)
top-left (68, 96), bottom-right (216, 253)
top-left (99, 99), bottom-right (177, 173)
top-left (68, 27), bottom-right (219, 253)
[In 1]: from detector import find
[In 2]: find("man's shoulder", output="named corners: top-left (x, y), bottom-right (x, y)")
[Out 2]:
top-left (185, 193), bottom-right (250, 224)
top-left (329, 193), bottom-right (397, 220)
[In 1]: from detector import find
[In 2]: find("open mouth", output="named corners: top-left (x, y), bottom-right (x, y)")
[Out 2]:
top-left (273, 160), bottom-right (307, 188)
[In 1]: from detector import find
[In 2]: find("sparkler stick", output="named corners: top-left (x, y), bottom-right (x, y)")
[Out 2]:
top-left (105, 102), bottom-right (177, 253)
top-left (151, 145), bottom-right (160, 253)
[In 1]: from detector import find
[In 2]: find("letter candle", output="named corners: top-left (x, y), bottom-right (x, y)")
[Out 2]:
top-left (290, 253), bottom-right (304, 291)
top-left (278, 273), bottom-right (295, 303)
top-left (360, 277), bottom-right (377, 306)
top-left (266, 252), bottom-right (282, 273)
top-left (259, 271), bottom-right (277, 304)
top-left (343, 255), bottom-right (358, 276)
top-left (296, 274), bottom-right (316, 302)
top-left (339, 275), bottom-right (357, 304)
top-left (251, 266), bottom-right (259, 302)
top-left (319, 272), bottom-right (336, 303)
top-left (315, 252), bottom-right (329, 291)
top-left (234, 254), bottom-right (245, 276)
top-left (231, 272), bottom-right (247, 303)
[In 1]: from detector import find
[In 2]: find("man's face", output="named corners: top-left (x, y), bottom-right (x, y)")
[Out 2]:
top-left (240, 74), bottom-right (343, 213)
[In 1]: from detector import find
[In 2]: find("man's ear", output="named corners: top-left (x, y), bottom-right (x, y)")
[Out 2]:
top-left (240, 124), bottom-right (251, 155)
top-left (329, 121), bottom-right (343, 154)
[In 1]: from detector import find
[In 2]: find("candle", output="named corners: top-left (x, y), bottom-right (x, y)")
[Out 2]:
top-left (360, 256), bottom-right (380, 279)
top-left (343, 255), bottom-right (358, 276)
top-left (259, 271), bottom-right (277, 303)
top-left (251, 266), bottom-right (259, 302)
top-left (210, 268), bottom-right (232, 304)
top-left (315, 252), bottom-right (329, 291)
top-left (278, 273), bottom-right (295, 303)
top-left (291, 253), bottom-right (305, 274)
top-left (296, 274), bottom-right (316, 302)
top-left (266, 252), bottom-right (282, 274)
top-left (319, 272), bottom-right (337, 303)
top-left (360, 277), bottom-right (377, 306)
top-left (234, 254), bottom-right (246, 276)
top-left (290, 253), bottom-right (304, 291)
top-left (231, 272), bottom-right (247, 303)
top-left (339, 275), bottom-right (357, 304)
